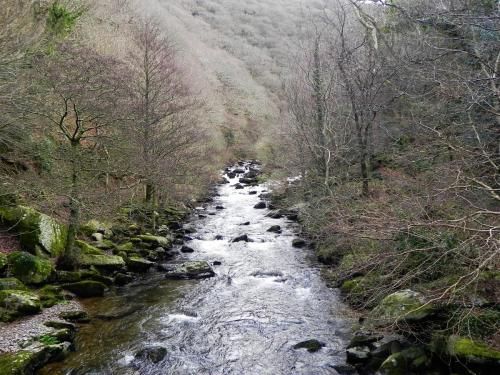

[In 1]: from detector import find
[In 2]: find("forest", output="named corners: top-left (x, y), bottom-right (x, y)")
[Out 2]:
top-left (0, 1), bottom-right (498, 375)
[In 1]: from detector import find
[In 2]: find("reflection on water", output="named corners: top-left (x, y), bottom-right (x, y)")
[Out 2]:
top-left (40, 166), bottom-right (352, 375)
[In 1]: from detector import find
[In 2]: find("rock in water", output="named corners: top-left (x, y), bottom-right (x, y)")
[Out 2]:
top-left (292, 239), bottom-right (306, 248)
top-left (267, 225), bottom-right (282, 233)
top-left (254, 202), bottom-right (266, 209)
top-left (181, 246), bottom-right (195, 253)
top-left (231, 234), bottom-right (252, 243)
top-left (162, 261), bottom-right (215, 280)
top-left (293, 339), bottom-right (325, 353)
top-left (62, 281), bottom-right (106, 298)
top-left (126, 257), bottom-right (154, 273)
top-left (135, 345), bottom-right (168, 364)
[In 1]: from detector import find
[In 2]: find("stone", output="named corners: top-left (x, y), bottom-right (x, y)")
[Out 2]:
top-left (0, 289), bottom-right (41, 317)
top-left (292, 239), bottom-right (306, 248)
top-left (75, 240), bottom-right (104, 255)
top-left (213, 261), bottom-right (222, 266)
top-left (331, 364), bottom-right (357, 374)
top-left (267, 225), bottom-right (282, 233)
top-left (215, 206), bottom-right (225, 210)
top-left (268, 212), bottom-right (283, 219)
top-left (77, 253), bottom-right (125, 271)
top-left (215, 235), bottom-right (224, 240)
top-left (293, 339), bottom-right (325, 353)
top-left (231, 234), bottom-right (252, 243)
top-left (239, 177), bottom-right (258, 185)
top-left (126, 257), bottom-right (154, 273)
top-left (44, 320), bottom-right (75, 330)
top-left (80, 220), bottom-right (112, 237)
top-left (59, 310), bottom-right (89, 323)
top-left (7, 252), bottom-right (54, 285)
top-left (346, 346), bottom-right (371, 364)
top-left (91, 232), bottom-right (104, 242)
top-left (0, 253), bottom-right (7, 274)
top-left (0, 205), bottom-right (67, 257)
top-left (0, 277), bottom-right (26, 291)
top-left (240, 222), bottom-right (250, 226)
top-left (136, 235), bottom-right (171, 248)
top-left (442, 335), bottom-right (500, 368)
top-left (37, 285), bottom-right (68, 308)
top-left (347, 331), bottom-right (384, 349)
top-left (181, 245), bottom-right (195, 253)
top-left (114, 273), bottom-right (134, 286)
top-left (234, 184), bottom-right (244, 189)
top-left (162, 261), bottom-right (215, 280)
top-left (62, 281), bottom-right (106, 298)
top-left (254, 202), bottom-right (266, 209)
top-left (379, 347), bottom-right (431, 374)
top-left (135, 345), bottom-right (168, 364)
top-left (249, 191), bottom-right (258, 195)
top-left (369, 290), bottom-right (435, 326)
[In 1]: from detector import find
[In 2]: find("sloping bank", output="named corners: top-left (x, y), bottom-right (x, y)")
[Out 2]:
top-left (268, 185), bottom-right (500, 375)
top-left (0, 193), bottom-right (219, 374)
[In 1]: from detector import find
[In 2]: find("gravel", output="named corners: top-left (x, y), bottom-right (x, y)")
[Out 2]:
top-left (0, 300), bottom-right (83, 354)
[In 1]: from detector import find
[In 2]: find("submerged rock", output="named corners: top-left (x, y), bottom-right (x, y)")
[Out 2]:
top-left (234, 183), bottom-right (244, 189)
top-left (114, 273), bottom-right (134, 286)
top-left (231, 234), bottom-right (252, 243)
top-left (7, 252), bottom-right (54, 285)
top-left (181, 245), bottom-right (195, 253)
top-left (254, 202), bottom-right (266, 209)
top-left (59, 310), bottom-right (89, 323)
top-left (162, 261), bottom-right (215, 280)
top-left (135, 345), bottom-right (168, 364)
top-left (292, 239), bottom-right (306, 248)
top-left (346, 345), bottom-right (371, 364)
top-left (293, 339), bottom-right (325, 353)
top-left (267, 225), bottom-right (281, 233)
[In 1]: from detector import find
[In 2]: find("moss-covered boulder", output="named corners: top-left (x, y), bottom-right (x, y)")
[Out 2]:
top-left (0, 278), bottom-right (26, 291)
top-left (80, 219), bottom-right (112, 237)
top-left (0, 206), bottom-right (67, 257)
top-left (162, 261), bottom-right (215, 280)
top-left (37, 285), bottom-right (68, 308)
top-left (0, 289), bottom-right (41, 320)
top-left (75, 243), bottom-right (124, 271)
top-left (0, 253), bottom-right (7, 274)
top-left (443, 335), bottom-right (500, 367)
top-left (136, 235), bottom-right (171, 248)
top-left (61, 280), bottom-right (106, 298)
top-left (379, 347), bottom-right (431, 375)
top-left (114, 242), bottom-right (135, 253)
top-left (126, 257), bottom-right (154, 273)
top-left (369, 290), bottom-right (435, 326)
top-left (75, 240), bottom-right (104, 255)
top-left (7, 252), bottom-right (54, 285)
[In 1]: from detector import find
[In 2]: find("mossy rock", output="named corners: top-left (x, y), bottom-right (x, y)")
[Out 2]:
top-left (136, 235), bottom-right (171, 248)
top-left (80, 220), bottom-right (112, 237)
top-left (369, 290), bottom-right (435, 326)
top-left (77, 253), bottom-right (125, 271)
top-left (340, 277), bottom-right (364, 294)
top-left (163, 261), bottom-right (215, 280)
top-left (37, 285), bottom-right (67, 308)
top-left (293, 339), bottom-right (325, 352)
top-left (126, 257), bottom-right (154, 273)
top-left (7, 252), bottom-right (54, 285)
top-left (115, 242), bottom-right (134, 253)
top-left (0, 206), bottom-right (67, 257)
top-left (0, 253), bottom-right (7, 274)
top-left (75, 240), bottom-right (105, 255)
top-left (61, 280), bottom-right (106, 298)
top-left (379, 347), bottom-right (431, 374)
top-left (0, 289), bottom-right (41, 317)
top-left (59, 310), bottom-right (89, 322)
top-left (445, 335), bottom-right (500, 366)
top-left (0, 278), bottom-right (26, 291)
top-left (94, 239), bottom-right (116, 250)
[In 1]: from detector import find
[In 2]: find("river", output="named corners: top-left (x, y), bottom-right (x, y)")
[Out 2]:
top-left (40, 163), bottom-right (353, 375)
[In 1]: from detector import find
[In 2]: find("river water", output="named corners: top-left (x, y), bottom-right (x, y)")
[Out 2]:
top-left (40, 164), bottom-right (353, 375)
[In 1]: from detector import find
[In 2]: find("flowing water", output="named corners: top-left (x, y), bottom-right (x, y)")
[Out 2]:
top-left (40, 164), bottom-right (353, 375)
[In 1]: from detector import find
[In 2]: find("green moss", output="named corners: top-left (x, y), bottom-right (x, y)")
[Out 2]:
top-left (136, 235), bottom-right (170, 247)
top-left (116, 242), bottom-right (134, 252)
top-left (0, 350), bottom-right (36, 375)
top-left (80, 220), bottom-right (112, 236)
top-left (37, 285), bottom-right (66, 308)
top-left (77, 253), bottom-right (125, 270)
top-left (38, 334), bottom-right (60, 346)
top-left (340, 278), bottom-right (363, 293)
top-left (0, 253), bottom-right (7, 272)
top-left (0, 289), bottom-right (41, 316)
top-left (7, 252), bottom-right (54, 285)
top-left (0, 278), bottom-right (26, 291)
top-left (449, 336), bottom-right (500, 360)
top-left (379, 347), bottom-right (430, 374)
top-left (75, 240), bottom-right (104, 255)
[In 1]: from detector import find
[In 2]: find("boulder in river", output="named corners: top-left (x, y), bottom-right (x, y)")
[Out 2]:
top-left (59, 310), bottom-right (89, 323)
top-left (181, 245), bottom-right (195, 253)
top-left (234, 183), bottom-right (244, 189)
top-left (292, 239), bottom-right (306, 248)
top-left (162, 261), bottom-right (215, 280)
top-left (231, 234), bottom-right (252, 243)
top-left (267, 225), bottom-right (282, 233)
top-left (293, 339), bottom-right (325, 353)
top-left (249, 191), bottom-right (258, 195)
top-left (215, 206), bottom-right (225, 210)
top-left (254, 202), bottom-right (266, 209)
top-left (62, 280), bottom-right (107, 298)
top-left (126, 257), bottom-right (154, 273)
top-left (135, 345), bottom-right (168, 364)
top-left (114, 273), bottom-right (134, 286)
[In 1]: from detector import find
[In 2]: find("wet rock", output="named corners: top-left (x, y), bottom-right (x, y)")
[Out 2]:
top-left (369, 290), bottom-right (435, 326)
top-left (59, 310), bottom-right (89, 323)
top-left (227, 172), bottom-right (236, 179)
top-left (231, 234), bottom-right (252, 243)
top-left (292, 239), bottom-right (306, 248)
top-left (293, 339), bottom-right (325, 353)
top-left (268, 212), bottom-right (283, 219)
top-left (44, 320), bottom-right (76, 330)
top-left (219, 177), bottom-right (230, 184)
top-left (233, 168), bottom-right (245, 174)
top-left (135, 345), bottom-right (168, 364)
top-left (267, 225), bottom-right (282, 233)
top-left (96, 305), bottom-right (141, 321)
top-left (161, 261), bottom-right (215, 280)
top-left (254, 202), bottom-right (266, 209)
top-left (331, 364), bottom-right (357, 374)
top-left (234, 184), bottom-right (244, 189)
top-left (114, 273), bottom-right (134, 286)
top-left (77, 253), bottom-right (125, 272)
top-left (215, 206), bottom-right (225, 210)
top-left (181, 245), bottom-right (195, 253)
top-left (239, 177), bottom-right (258, 185)
top-left (183, 236), bottom-right (193, 242)
top-left (7, 252), bottom-right (54, 285)
top-left (347, 331), bottom-right (384, 349)
top-left (213, 261), bottom-right (222, 266)
top-left (346, 346), bottom-right (371, 364)
top-left (62, 281), bottom-right (106, 298)
top-left (379, 347), bottom-right (431, 374)
top-left (251, 270), bottom-right (283, 278)
top-left (198, 214), bottom-right (207, 219)
top-left (126, 257), bottom-right (154, 273)
top-left (249, 191), bottom-right (258, 195)
top-left (240, 222), bottom-right (250, 226)
top-left (215, 235), bottom-right (224, 240)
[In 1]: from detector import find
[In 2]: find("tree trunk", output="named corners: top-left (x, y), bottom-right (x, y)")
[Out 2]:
top-left (65, 142), bottom-right (80, 268)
